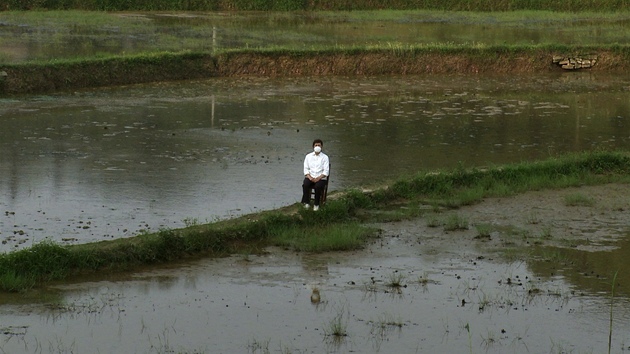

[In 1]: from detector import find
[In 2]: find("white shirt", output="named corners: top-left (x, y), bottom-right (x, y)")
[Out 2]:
top-left (303, 151), bottom-right (329, 179)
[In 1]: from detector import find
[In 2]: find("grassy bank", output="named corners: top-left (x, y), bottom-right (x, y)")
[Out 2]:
top-left (1, 150), bottom-right (629, 292)
top-left (2, 44), bottom-right (630, 94)
top-left (2, 0), bottom-right (630, 12)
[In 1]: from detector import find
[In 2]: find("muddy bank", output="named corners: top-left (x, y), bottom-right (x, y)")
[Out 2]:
top-left (2, 47), bottom-right (629, 95)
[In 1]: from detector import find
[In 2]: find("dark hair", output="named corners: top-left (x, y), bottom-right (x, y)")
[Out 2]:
top-left (312, 139), bottom-right (323, 147)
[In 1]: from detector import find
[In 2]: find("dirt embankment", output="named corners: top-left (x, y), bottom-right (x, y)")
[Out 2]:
top-left (1, 49), bottom-right (628, 95)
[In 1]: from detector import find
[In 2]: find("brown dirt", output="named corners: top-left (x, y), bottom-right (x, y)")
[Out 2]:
top-left (2, 49), bottom-right (629, 94)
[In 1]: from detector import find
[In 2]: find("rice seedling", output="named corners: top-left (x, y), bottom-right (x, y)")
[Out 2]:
top-left (369, 313), bottom-right (405, 342)
top-left (537, 249), bottom-right (573, 266)
top-left (386, 271), bottom-right (406, 288)
top-left (324, 308), bottom-right (348, 341)
top-left (477, 292), bottom-right (492, 312)
top-left (248, 338), bottom-right (271, 354)
top-left (465, 322), bottom-right (473, 354)
top-left (480, 330), bottom-right (498, 349)
top-left (609, 270), bottom-right (619, 354)
top-left (416, 271), bottom-right (438, 286)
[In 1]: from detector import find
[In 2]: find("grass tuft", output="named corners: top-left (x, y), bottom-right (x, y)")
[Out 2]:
top-left (270, 222), bottom-right (374, 252)
top-left (564, 193), bottom-right (595, 207)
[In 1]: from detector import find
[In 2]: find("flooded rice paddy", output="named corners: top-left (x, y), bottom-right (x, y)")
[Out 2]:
top-left (0, 184), bottom-right (630, 353)
top-left (1, 73), bottom-right (629, 252)
top-left (0, 72), bottom-right (629, 353)
top-left (2, 11), bottom-right (630, 63)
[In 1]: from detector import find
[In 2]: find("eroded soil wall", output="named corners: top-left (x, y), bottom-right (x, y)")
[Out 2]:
top-left (1, 49), bottom-right (628, 95)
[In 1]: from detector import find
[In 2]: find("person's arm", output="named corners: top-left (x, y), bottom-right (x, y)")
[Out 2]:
top-left (303, 155), bottom-right (312, 180)
top-left (322, 155), bottom-right (330, 179)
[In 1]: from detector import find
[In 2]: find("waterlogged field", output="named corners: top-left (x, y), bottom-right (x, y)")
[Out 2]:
top-left (1, 9), bottom-right (630, 354)
top-left (1, 184), bottom-right (630, 353)
top-left (1, 11), bottom-right (630, 63)
top-left (1, 74), bottom-right (629, 252)
top-left (0, 74), bottom-right (629, 353)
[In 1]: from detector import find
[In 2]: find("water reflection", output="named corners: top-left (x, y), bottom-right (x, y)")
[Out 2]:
top-left (0, 73), bottom-right (629, 251)
top-left (530, 233), bottom-right (630, 297)
top-left (1, 208), bottom-right (630, 353)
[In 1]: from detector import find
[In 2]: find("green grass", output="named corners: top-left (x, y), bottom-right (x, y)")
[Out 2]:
top-left (3, 43), bottom-right (630, 93)
top-left (269, 222), bottom-right (374, 252)
top-left (443, 214), bottom-right (469, 231)
top-left (5, 0), bottom-right (630, 11)
top-left (475, 224), bottom-right (493, 238)
top-left (564, 193), bottom-right (596, 207)
top-left (0, 150), bottom-right (629, 292)
top-left (2, 10), bottom-right (630, 65)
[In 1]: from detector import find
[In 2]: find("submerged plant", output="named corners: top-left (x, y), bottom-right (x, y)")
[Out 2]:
top-left (324, 307), bottom-right (348, 341)
top-left (386, 271), bottom-right (406, 288)
top-left (248, 338), bottom-right (271, 354)
top-left (609, 270), bottom-right (619, 354)
top-left (417, 271), bottom-right (435, 285)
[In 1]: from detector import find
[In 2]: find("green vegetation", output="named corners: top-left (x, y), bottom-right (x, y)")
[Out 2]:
top-left (270, 222), bottom-right (372, 252)
top-left (443, 214), bottom-right (470, 231)
top-left (3, 0), bottom-right (629, 11)
top-left (474, 224), bottom-right (493, 238)
top-left (564, 192), bottom-right (596, 206)
top-left (1, 10), bottom-right (630, 93)
top-left (1, 150), bottom-right (629, 292)
top-left (3, 44), bottom-right (630, 94)
top-left (324, 308), bottom-right (348, 340)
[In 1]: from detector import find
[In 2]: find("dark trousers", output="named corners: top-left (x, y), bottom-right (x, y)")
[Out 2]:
top-left (301, 178), bottom-right (327, 206)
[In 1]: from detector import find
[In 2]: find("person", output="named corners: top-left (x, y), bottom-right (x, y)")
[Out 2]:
top-left (301, 139), bottom-right (330, 211)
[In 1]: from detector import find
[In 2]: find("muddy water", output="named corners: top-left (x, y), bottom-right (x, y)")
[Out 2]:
top-left (1, 187), bottom-right (630, 353)
top-left (1, 73), bottom-right (630, 252)
top-left (1, 73), bottom-right (630, 352)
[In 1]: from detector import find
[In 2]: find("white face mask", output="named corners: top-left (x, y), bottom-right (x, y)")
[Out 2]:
top-left (314, 146), bottom-right (322, 153)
